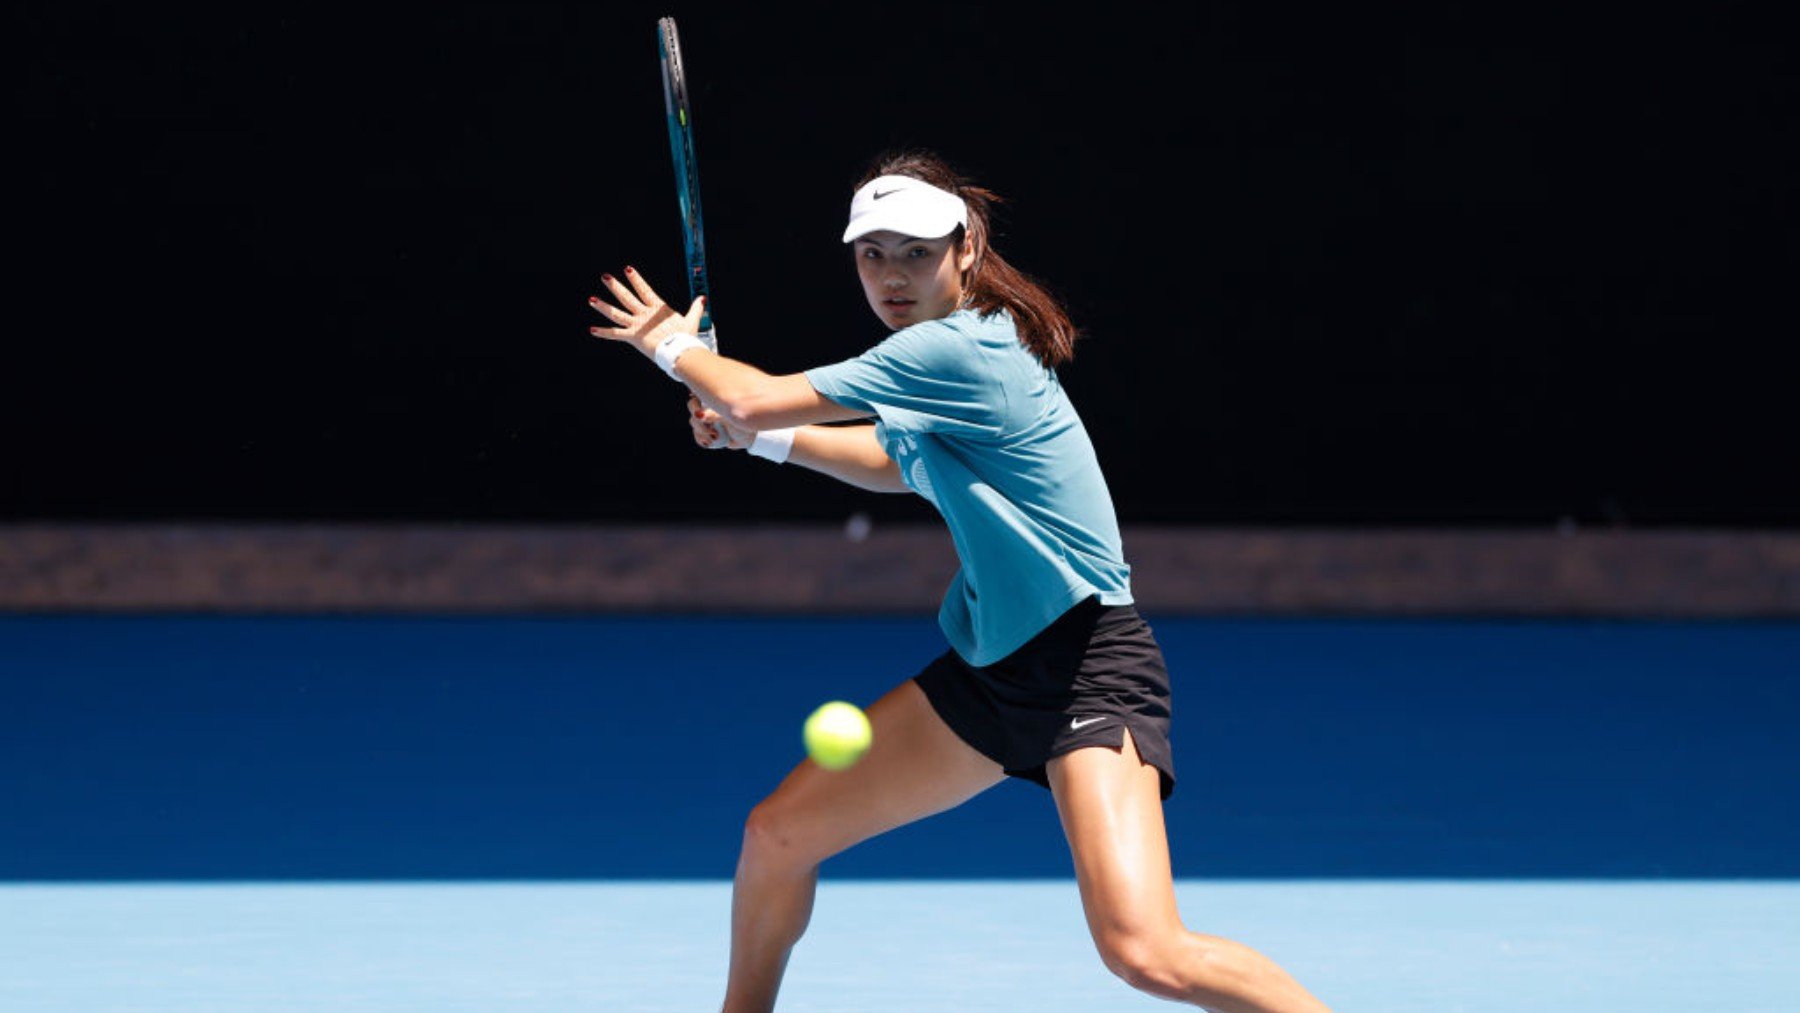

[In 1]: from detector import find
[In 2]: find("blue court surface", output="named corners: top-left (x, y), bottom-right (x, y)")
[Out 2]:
top-left (3, 613), bottom-right (1797, 1009)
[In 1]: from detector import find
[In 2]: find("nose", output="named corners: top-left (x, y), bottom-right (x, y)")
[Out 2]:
top-left (882, 272), bottom-right (907, 290)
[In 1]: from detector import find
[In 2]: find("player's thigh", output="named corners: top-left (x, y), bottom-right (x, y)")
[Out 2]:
top-left (1046, 729), bottom-right (1183, 945)
top-left (748, 678), bottom-right (1003, 862)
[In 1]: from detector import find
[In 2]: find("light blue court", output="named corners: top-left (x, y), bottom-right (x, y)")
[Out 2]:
top-left (2, 880), bottom-right (1797, 1011)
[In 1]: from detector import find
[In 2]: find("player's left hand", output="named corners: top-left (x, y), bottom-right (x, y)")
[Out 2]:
top-left (588, 266), bottom-right (705, 360)
top-left (689, 395), bottom-right (749, 450)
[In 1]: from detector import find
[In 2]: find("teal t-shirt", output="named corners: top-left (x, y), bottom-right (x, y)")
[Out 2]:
top-left (804, 308), bottom-right (1133, 667)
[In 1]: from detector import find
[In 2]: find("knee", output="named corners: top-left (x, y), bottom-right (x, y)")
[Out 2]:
top-left (739, 799), bottom-right (815, 868)
top-left (1094, 927), bottom-right (1196, 1000)
top-left (1101, 929), bottom-right (1257, 1006)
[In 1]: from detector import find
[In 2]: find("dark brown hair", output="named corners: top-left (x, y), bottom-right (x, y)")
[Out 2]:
top-left (855, 150), bottom-right (1080, 367)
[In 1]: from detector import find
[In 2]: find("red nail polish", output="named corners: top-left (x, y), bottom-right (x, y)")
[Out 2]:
top-left (601, 274), bottom-right (613, 283)
top-left (625, 266), bottom-right (636, 274)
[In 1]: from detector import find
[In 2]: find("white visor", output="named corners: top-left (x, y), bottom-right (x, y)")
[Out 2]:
top-left (841, 175), bottom-right (969, 243)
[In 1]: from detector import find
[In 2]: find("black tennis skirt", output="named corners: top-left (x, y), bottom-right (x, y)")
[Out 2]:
top-left (913, 595), bottom-right (1176, 800)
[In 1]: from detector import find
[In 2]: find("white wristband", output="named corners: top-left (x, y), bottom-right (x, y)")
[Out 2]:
top-left (748, 427), bottom-right (797, 464)
top-left (653, 332), bottom-right (707, 379)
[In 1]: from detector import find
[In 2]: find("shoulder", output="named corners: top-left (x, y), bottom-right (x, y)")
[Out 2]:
top-left (880, 309), bottom-right (1014, 364)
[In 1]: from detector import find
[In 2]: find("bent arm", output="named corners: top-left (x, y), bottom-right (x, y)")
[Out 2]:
top-left (688, 397), bottom-right (906, 495)
top-left (675, 350), bottom-right (865, 430)
top-left (787, 423), bottom-right (910, 494)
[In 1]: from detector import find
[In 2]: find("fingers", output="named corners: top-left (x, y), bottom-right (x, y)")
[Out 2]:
top-left (587, 296), bottom-right (630, 325)
top-left (689, 416), bottom-right (729, 450)
top-left (692, 401), bottom-right (743, 442)
top-left (622, 266), bottom-right (663, 307)
top-left (601, 271), bottom-right (649, 313)
top-left (687, 398), bottom-right (727, 449)
top-left (712, 416), bottom-right (751, 450)
top-left (586, 272), bottom-right (679, 351)
top-left (586, 271), bottom-right (649, 338)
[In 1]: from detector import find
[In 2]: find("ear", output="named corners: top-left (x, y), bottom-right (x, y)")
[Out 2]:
top-left (956, 237), bottom-right (977, 274)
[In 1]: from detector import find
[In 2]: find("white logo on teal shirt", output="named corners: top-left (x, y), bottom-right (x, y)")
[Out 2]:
top-left (908, 456), bottom-right (936, 505)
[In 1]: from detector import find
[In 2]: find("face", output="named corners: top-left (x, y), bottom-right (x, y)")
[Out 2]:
top-left (852, 230), bottom-right (978, 330)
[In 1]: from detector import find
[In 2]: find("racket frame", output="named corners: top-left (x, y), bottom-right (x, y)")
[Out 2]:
top-left (656, 16), bottom-right (716, 349)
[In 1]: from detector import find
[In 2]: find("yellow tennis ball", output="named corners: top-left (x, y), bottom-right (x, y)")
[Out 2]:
top-left (803, 701), bottom-right (872, 771)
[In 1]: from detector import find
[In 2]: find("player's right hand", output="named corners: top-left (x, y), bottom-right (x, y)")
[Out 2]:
top-left (689, 395), bottom-right (750, 450)
top-left (589, 267), bottom-right (705, 363)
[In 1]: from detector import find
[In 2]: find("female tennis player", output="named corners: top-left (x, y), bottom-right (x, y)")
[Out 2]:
top-left (588, 150), bottom-right (1333, 1013)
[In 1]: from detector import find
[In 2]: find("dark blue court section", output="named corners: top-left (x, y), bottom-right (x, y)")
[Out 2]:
top-left (2, 614), bottom-right (1795, 880)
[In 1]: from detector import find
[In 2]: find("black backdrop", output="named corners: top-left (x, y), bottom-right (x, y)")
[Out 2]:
top-left (8, 4), bottom-right (1795, 526)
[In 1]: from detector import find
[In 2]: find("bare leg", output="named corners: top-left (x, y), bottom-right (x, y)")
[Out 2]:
top-left (722, 678), bottom-right (1004, 1012)
top-left (1047, 729), bottom-right (1334, 1013)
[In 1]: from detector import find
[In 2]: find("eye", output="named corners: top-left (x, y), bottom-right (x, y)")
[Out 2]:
top-left (906, 246), bottom-right (929, 258)
top-left (860, 247), bottom-right (881, 260)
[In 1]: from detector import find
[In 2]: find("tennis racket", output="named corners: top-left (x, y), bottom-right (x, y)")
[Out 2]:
top-left (657, 16), bottom-right (716, 351)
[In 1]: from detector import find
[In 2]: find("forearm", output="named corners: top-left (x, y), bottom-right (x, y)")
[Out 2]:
top-left (673, 348), bottom-right (860, 430)
top-left (778, 424), bottom-right (910, 494)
